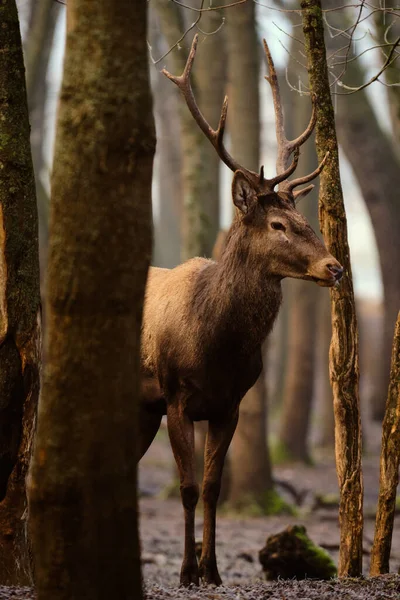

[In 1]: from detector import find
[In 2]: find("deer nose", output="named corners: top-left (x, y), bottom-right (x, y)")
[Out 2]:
top-left (326, 262), bottom-right (344, 281)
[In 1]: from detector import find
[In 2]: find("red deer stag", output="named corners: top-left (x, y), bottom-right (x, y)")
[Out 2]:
top-left (139, 35), bottom-right (343, 587)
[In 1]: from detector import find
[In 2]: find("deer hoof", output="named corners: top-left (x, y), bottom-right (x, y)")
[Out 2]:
top-left (199, 560), bottom-right (222, 586)
top-left (180, 562), bottom-right (200, 587)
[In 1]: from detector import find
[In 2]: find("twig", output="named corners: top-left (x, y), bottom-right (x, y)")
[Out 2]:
top-left (148, 0), bottom-right (205, 66)
top-left (171, 0), bottom-right (249, 11)
top-left (335, 35), bottom-right (400, 94)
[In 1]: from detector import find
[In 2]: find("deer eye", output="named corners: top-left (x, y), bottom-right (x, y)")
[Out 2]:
top-left (271, 221), bottom-right (286, 232)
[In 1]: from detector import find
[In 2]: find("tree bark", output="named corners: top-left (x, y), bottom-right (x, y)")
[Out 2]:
top-left (374, 1), bottom-right (400, 155)
top-left (28, 2), bottom-right (155, 599)
top-left (370, 312), bottom-right (400, 576)
top-left (225, 1), bottom-right (276, 512)
top-left (229, 368), bottom-right (275, 510)
top-left (326, 10), bottom-right (400, 422)
top-left (25, 0), bottom-right (60, 274)
top-left (149, 9), bottom-right (181, 268)
top-left (0, 0), bottom-right (41, 585)
top-left (301, 0), bottom-right (363, 577)
top-left (278, 81), bottom-right (320, 464)
top-left (316, 293), bottom-right (335, 448)
top-left (154, 2), bottom-right (224, 260)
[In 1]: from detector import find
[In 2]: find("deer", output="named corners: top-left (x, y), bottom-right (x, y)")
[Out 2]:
top-left (139, 35), bottom-right (343, 587)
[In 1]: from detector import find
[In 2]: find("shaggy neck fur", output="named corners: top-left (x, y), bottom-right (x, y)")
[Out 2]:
top-left (192, 217), bottom-right (283, 354)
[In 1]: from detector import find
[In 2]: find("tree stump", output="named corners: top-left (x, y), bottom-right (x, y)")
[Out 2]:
top-left (259, 525), bottom-right (337, 580)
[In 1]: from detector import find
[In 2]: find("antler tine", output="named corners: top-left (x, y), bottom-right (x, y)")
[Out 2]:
top-left (293, 184), bottom-right (314, 202)
top-left (263, 40), bottom-right (320, 193)
top-left (162, 34), bottom-right (259, 184)
top-left (289, 94), bottom-right (318, 152)
top-left (267, 147), bottom-right (300, 189)
top-left (263, 39), bottom-right (290, 176)
top-left (287, 151), bottom-right (330, 192)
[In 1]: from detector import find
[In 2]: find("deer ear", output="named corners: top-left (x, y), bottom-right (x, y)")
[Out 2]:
top-left (293, 184), bottom-right (314, 203)
top-left (232, 171), bottom-right (257, 214)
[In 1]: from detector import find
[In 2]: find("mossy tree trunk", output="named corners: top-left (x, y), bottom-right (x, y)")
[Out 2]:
top-left (370, 313), bottom-right (400, 576)
top-left (323, 1), bottom-right (400, 422)
top-left (154, 2), bottom-right (224, 260)
top-left (301, 0), bottom-right (363, 577)
top-left (225, 1), bottom-right (276, 512)
top-left (316, 293), bottom-right (334, 448)
top-left (0, 0), bottom-right (41, 585)
top-left (27, 1), bottom-right (155, 599)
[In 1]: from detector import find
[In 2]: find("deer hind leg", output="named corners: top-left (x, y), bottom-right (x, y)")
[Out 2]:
top-left (167, 402), bottom-right (199, 586)
top-left (200, 409), bottom-right (239, 586)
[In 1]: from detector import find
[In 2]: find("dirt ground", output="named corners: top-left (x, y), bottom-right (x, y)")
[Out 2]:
top-left (1, 407), bottom-right (398, 599)
top-left (139, 419), bottom-right (400, 599)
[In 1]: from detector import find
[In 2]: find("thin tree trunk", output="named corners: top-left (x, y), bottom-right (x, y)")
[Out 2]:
top-left (374, 2), bottom-right (400, 156)
top-left (278, 84), bottom-right (320, 464)
top-left (23, 0), bottom-right (53, 101)
top-left (28, 2), bottom-right (155, 598)
top-left (149, 7), bottom-right (181, 268)
top-left (328, 25), bottom-right (400, 422)
top-left (229, 365), bottom-right (275, 510)
top-left (301, 0), bottom-right (363, 577)
top-left (370, 313), bottom-right (400, 576)
top-left (25, 0), bottom-right (60, 269)
top-left (154, 2), bottom-right (223, 259)
top-left (316, 293), bottom-right (335, 448)
top-left (225, 1), bottom-right (259, 172)
top-left (0, 0), bottom-right (41, 585)
top-left (225, 1), bottom-right (276, 512)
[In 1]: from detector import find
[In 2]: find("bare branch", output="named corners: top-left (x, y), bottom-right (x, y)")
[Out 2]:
top-left (148, 0), bottom-right (204, 66)
top-left (334, 35), bottom-right (400, 94)
top-left (171, 0), bottom-right (249, 11)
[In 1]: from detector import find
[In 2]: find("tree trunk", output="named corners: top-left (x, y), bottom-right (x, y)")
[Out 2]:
top-left (149, 7), bottom-right (181, 268)
top-left (316, 293), bottom-right (334, 448)
top-left (0, 0), bottom-right (41, 585)
top-left (301, 0), bottom-right (363, 577)
top-left (28, 2), bottom-right (155, 599)
top-left (229, 365), bottom-right (276, 511)
top-left (224, 1), bottom-right (259, 172)
top-left (325, 9), bottom-right (400, 422)
top-left (25, 0), bottom-right (60, 273)
top-left (154, 2), bottom-right (224, 259)
top-left (278, 81), bottom-right (320, 464)
top-left (225, 1), bottom-right (276, 513)
top-left (370, 312), bottom-right (400, 576)
top-left (374, 2), bottom-right (400, 156)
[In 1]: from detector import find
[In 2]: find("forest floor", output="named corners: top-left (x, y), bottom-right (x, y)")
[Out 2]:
top-left (139, 418), bottom-right (400, 599)
top-left (2, 405), bottom-right (399, 599)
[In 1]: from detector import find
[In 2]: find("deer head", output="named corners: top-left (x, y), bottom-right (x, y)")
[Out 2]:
top-left (163, 35), bottom-right (343, 288)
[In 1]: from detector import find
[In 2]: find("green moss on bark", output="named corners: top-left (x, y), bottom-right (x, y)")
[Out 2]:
top-left (28, 2), bottom-right (155, 599)
top-left (301, 0), bottom-right (363, 578)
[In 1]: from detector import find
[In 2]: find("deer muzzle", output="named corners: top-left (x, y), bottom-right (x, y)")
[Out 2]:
top-left (308, 257), bottom-right (344, 287)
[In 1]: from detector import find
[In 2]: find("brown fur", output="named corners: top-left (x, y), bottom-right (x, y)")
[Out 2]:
top-left (138, 176), bottom-right (342, 587)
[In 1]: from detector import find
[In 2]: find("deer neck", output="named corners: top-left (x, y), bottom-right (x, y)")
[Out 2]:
top-left (195, 222), bottom-right (283, 352)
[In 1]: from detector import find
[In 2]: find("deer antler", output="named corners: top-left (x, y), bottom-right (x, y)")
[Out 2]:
top-left (263, 39), bottom-right (328, 194)
top-left (162, 34), bottom-right (298, 192)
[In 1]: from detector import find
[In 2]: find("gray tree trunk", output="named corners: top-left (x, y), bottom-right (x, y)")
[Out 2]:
top-left (225, 1), bottom-right (276, 512)
top-left (324, 0), bottom-right (400, 422)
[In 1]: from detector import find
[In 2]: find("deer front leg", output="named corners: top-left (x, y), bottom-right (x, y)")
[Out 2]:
top-left (166, 403), bottom-right (199, 586)
top-left (200, 409), bottom-right (239, 586)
